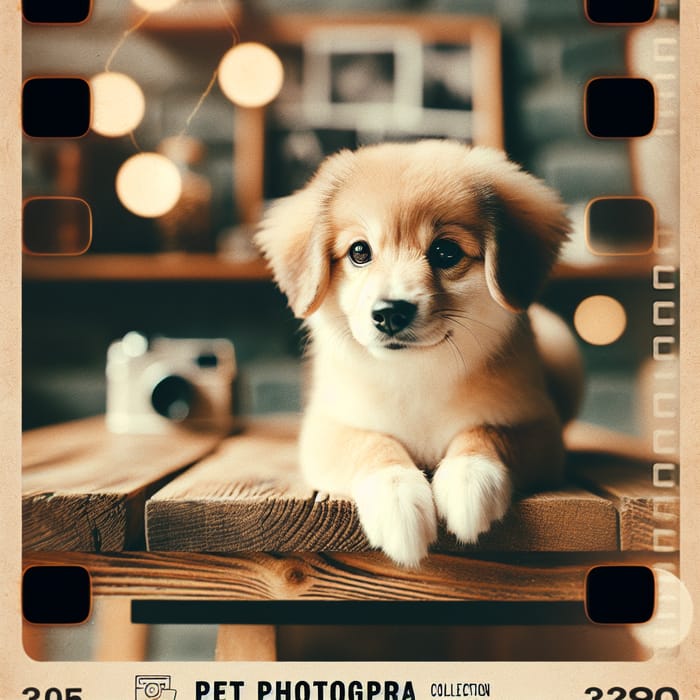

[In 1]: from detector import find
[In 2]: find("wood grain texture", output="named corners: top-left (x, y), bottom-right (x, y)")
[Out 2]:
top-left (24, 551), bottom-right (669, 603)
top-left (146, 417), bottom-right (618, 552)
top-left (23, 416), bottom-right (222, 551)
top-left (570, 453), bottom-right (680, 552)
top-left (145, 416), bottom-right (370, 551)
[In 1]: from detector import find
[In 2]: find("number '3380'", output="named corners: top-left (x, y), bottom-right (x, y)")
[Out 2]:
top-left (585, 689), bottom-right (678, 700)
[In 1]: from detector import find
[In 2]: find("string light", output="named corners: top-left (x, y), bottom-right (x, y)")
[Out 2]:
top-left (90, 72), bottom-right (146, 137)
top-left (218, 42), bottom-right (284, 108)
top-left (99, 7), bottom-right (283, 219)
top-left (116, 153), bottom-right (182, 218)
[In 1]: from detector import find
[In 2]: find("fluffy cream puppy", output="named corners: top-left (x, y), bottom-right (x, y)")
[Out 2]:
top-left (256, 140), bottom-right (582, 566)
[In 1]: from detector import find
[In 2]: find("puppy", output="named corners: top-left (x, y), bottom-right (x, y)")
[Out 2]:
top-left (256, 140), bottom-right (583, 566)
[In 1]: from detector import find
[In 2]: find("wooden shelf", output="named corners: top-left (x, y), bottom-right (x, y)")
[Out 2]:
top-left (22, 253), bottom-right (270, 282)
top-left (552, 258), bottom-right (655, 280)
top-left (136, 0), bottom-right (242, 33)
top-left (23, 253), bottom-right (653, 283)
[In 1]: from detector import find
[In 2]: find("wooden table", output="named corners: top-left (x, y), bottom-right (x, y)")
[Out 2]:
top-left (22, 414), bottom-right (679, 661)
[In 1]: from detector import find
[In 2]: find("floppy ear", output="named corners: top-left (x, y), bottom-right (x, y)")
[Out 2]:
top-left (475, 150), bottom-right (571, 312)
top-left (255, 150), bottom-right (355, 318)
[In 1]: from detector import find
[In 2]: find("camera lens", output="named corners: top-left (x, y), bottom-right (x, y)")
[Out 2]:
top-left (151, 374), bottom-right (194, 422)
top-left (144, 683), bottom-right (162, 699)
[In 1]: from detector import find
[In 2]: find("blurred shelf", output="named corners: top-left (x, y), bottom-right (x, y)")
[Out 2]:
top-left (139, 11), bottom-right (497, 42)
top-left (22, 254), bottom-right (270, 282)
top-left (136, 1), bottom-right (241, 33)
top-left (23, 253), bottom-right (654, 283)
top-left (552, 258), bottom-right (656, 280)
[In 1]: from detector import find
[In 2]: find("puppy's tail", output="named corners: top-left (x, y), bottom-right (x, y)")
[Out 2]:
top-left (530, 304), bottom-right (585, 425)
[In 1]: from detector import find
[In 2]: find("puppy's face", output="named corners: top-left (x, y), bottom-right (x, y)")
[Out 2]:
top-left (256, 140), bottom-right (570, 360)
top-left (324, 155), bottom-right (497, 356)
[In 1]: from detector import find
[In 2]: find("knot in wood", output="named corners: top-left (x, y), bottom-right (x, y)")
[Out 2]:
top-left (286, 566), bottom-right (306, 585)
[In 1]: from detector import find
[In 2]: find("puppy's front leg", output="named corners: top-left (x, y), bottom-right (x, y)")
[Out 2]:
top-left (299, 412), bottom-right (437, 567)
top-left (432, 419), bottom-right (565, 544)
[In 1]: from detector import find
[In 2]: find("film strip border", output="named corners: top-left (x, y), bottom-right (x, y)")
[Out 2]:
top-left (21, 0), bottom-right (680, 634)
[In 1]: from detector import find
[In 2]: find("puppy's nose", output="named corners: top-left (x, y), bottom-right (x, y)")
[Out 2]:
top-left (371, 299), bottom-right (417, 336)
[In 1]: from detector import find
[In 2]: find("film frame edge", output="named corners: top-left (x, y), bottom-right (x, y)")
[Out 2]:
top-left (4, 0), bottom-right (699, 697)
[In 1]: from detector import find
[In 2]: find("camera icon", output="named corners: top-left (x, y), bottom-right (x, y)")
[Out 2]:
top-left (135, 675), bottom-right (177, 700)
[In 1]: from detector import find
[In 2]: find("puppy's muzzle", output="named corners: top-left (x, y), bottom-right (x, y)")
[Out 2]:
top-left (371, 299), bottom-right (417, 336)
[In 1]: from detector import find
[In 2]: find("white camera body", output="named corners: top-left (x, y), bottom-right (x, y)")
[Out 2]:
top-left (106, 332), bottom-right (236, 434)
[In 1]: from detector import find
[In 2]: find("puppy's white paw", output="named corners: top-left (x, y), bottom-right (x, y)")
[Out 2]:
top-left (432, 454), bottom-right (512, 544)
top-left (352, 465), bottom-right (437, 567)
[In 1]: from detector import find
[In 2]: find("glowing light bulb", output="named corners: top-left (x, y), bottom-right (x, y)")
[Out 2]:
top-left (131, 0), bottom-right (180, 11)
top-left (90, 72), bottom-right (145, 137)
top-left (116, 153), bottom-right (182, 218)
top-left (218, 42), bottom-right (284, 108)
top-left (574, 295), bottom-right (627, 345)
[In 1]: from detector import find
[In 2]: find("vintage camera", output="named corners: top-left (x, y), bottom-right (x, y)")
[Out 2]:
top-left (106, 331), bottom-right (235, 434)
top-left (135, 675), bottom-right (177, 700)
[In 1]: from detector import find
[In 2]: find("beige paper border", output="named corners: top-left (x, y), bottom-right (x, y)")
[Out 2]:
top-left (1, 2), bottom-right (698, 697)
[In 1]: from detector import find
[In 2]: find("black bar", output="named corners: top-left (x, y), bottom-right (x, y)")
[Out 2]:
top-left (132, 600), bottom-right (588, 626)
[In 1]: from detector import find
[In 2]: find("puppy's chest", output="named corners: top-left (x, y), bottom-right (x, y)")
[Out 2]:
top-left (315, 360), bottom-right (502, 468)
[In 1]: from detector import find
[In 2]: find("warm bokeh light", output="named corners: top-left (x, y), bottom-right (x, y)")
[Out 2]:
top-left (90, 72), bottom-right (145, 137)
top-left (631, 569), bottom-right (693, 652)
top-left (116, 153), bottom-right (182, 218)
top-left (573, 295), bottom-right (627, 346)
top-left (131, 0), bottom-right (180, 11)
top-left (218, 42), bottom-right (284, 108)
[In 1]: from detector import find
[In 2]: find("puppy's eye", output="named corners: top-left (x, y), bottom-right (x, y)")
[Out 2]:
top-left (428, 238), bottom-right (465, 269)
top-left (348, 240), bottom-right (372, 266)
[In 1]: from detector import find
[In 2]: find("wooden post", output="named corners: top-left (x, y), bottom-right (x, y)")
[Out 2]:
top-left (233, 106), bottom-right (266, 226)
top-left (93, 597), bottom-right (150, 661)
top-left (215, 624), bottom-right (277, 661)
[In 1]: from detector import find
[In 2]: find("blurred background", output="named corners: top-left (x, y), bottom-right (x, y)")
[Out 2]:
top-left (22, 0), bottom-right (679, 437)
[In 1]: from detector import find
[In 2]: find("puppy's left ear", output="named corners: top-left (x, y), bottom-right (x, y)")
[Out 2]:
top-left (479, 152), bottom-right (571, 312)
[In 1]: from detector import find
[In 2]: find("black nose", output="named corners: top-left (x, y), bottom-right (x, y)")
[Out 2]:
top-left (371, 299), bottom-right (418, 336)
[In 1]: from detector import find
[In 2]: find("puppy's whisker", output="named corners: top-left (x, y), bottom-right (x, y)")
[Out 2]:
top-left (445, 333), bottom-right (469, 376)
top-left (440, 313), bottom-right (486, 355)
top-left (440, 309), bottom-right (503, 336)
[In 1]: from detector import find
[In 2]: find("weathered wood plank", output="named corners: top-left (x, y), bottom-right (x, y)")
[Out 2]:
top-left (145, 416), bottom-right (369, 551)
top-left (25, 551), bottom-right (666, 603)
top-left (448, 488), bottom-right (618, 552)
top-left (570, 453), bottom-right (679, 552)
top-left (23, 416), bottom-right (223, 551)
top-left (146, 418), bottom-right (618, 552)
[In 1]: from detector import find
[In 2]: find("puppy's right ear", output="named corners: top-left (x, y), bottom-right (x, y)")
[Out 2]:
top-left (255, 150), bottom-right (354, 318)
